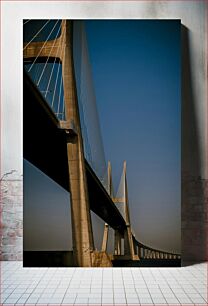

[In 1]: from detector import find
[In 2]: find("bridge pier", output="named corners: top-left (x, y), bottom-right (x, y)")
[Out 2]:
top-left (102, 223), bottom-right (109, 252)
top-left (134, 243), bottom-right (138, 256)
top-left (123, 162), bottom-right (138, 260)
top-left (124, 226), bottom-right (135, 258)
top-left (63, 21), bottom-right (95, 267)
top-left (114, 230), bottom-right (122, 255)
top-left (141, 247), bottom-right (144, 258)
top-left (101, 162), bottom-right (112, 253)
top-left (137, 246), bottom-right (140, 257)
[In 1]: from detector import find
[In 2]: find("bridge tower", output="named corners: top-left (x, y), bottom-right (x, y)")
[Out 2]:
top-left (122, 161), bottom-right (138, 259)
top-left (101, 161), bottom-right (112, 252)
top-left (23, 20), bottom-right (94, 267)
top-left (114, 161), bottom-right (137, 260)
top-left (101, 161), bottom-right (138, 260)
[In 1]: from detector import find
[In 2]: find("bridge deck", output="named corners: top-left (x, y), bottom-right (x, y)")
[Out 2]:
top-left (23, 71), bottom-right (126, 232)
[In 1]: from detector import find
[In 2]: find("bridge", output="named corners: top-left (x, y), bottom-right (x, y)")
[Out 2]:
top-left (23, 20), bottom-right (180, 267)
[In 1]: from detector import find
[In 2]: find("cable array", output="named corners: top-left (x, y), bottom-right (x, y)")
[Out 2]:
top-left (23, 19), bottom-right (108, 186)
top-left (73, 21), bottom-right (108, 189)
top-left (23, 20), bottom-right (65, 120)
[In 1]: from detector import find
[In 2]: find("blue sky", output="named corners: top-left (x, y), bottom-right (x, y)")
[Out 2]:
top-left (84, 20), bottom-right (181, 251)
top-left (24, 20), bottom-right (181, 253)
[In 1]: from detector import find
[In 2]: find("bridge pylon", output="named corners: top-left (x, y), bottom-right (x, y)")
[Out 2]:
top-left (121, 161), bottom-right (139, 260)
top-left (101, 161), bottom-right (112, 252)
top-left (102, 161), bottom-right (139, 260)
top-left (24, 20), bottom-right (95, 267)
top-left (113, 161), bottom-right (139, 260)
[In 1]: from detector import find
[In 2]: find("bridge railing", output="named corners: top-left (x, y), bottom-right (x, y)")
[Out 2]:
top-left (132, 236), bottom-right (181, 260)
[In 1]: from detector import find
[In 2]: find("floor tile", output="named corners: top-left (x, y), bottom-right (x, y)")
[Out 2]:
top-left (0, 261), bottom-right (207, 306)
top-left (75, 297), bottom-right (89, 304)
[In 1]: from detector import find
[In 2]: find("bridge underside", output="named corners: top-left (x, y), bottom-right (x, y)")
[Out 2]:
top-left (23, 71), bottom-right (126, 233)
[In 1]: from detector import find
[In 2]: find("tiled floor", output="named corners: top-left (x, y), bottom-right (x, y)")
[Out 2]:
top-left (0, 261), bottom-right (207, 305)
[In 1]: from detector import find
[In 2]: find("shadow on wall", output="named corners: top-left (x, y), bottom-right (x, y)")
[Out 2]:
top-left (181, 25), bottom-right (208, 263)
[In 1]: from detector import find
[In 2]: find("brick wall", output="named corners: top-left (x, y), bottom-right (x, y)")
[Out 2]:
top-left (0, 173), bottom-right (23, 261)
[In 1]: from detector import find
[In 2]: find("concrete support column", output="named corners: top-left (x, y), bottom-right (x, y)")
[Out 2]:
top-left (101, 162), bottom-right (112, 253)
top-left (123, 162), bottom-right (137, 259)
top-left (124, 226), bottom-right (135, 257)
top-left (137, 247), bottom-right (140, 257)
top-left (102, 223), bottom-right (109, 252)
top-left (62, 21), bottom-right (94, 267)
top-left (133, 241), bottom-right (138, 255)
top-left (141, 248), bottom-right (144, 258)
top-left (114, 230), bottom-right (122, 255)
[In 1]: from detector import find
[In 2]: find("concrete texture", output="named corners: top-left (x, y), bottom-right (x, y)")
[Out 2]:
top-left (1, 1), bottom-right (207, 262)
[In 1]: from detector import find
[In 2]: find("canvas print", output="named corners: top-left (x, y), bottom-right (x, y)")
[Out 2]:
top-left (23, 20), bottom-right (181, 267)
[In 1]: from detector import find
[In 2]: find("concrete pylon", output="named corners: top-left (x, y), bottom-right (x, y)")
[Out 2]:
top-left (24, 20), bottom-right (94, 267)
top-left (101, 161), bottom-right (112, 252)
top-left (123, 161), bottom-right (138, 259)
top-left (112, 161), bottom-right (138, 259)
top-left (101, 223), bottom-right (109, 252)
top-left (114, 230), bottom-right (122, 255)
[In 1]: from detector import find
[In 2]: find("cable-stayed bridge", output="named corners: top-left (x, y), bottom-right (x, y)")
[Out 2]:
top-left (23, 20), bottom-right (180, 267)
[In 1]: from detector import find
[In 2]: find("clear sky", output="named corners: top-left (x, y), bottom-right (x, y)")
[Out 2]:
top-left (84, 20), bottom-right (181, 252)
top-left (24, 20), bottom-right (181, 253)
